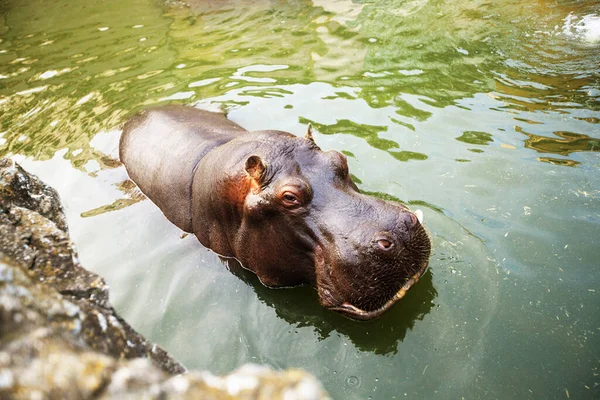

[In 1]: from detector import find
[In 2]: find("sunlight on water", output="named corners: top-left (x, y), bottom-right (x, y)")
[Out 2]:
top-left (561, 13), bottom-right (600, 44)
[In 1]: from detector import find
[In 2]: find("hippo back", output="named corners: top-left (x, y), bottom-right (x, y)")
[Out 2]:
top-left (119, 106), bottom-right (246, 232)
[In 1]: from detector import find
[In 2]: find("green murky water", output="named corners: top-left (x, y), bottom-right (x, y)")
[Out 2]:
top-left (1, 0), bottom-right (599, 398)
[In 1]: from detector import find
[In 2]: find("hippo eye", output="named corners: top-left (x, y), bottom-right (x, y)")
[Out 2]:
top-left (281, 192), bottom-right (301, 207)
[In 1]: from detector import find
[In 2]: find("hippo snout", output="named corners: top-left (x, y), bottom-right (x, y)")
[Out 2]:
top-left (316, 207), bottom-right (431, 321)
top-left (373, 211), bottom-right (421, 251)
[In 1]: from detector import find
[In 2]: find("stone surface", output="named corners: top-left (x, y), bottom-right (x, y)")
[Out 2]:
top-left (0, 158), bottom-right (329, 400)
top-left (0, 157), bottom-right (68, 232)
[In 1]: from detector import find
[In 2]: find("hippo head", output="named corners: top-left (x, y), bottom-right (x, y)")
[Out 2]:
top-left (232, 126), bottom-right (432, 320)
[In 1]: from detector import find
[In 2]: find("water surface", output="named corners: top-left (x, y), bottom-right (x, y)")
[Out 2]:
top-left (1, 0), bottom-right (599, 398)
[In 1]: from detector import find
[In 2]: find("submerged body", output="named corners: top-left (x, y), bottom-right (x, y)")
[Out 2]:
top-left (120, 105), bottom-right (431, 320)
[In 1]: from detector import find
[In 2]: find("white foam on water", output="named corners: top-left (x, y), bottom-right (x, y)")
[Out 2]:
top-left (561, 13), bottom-right (600, 44)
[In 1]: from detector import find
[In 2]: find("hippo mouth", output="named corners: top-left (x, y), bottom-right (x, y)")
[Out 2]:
top-left (326, 262), bottom-right (429, 321)
top-left (315, 209), bottom-right (431, 321)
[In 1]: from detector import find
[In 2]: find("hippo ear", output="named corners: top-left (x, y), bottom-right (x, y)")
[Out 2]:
top-left (305, 123), bottom-right (316, 143)
top-left (245, 155), bottom-right (266, 183)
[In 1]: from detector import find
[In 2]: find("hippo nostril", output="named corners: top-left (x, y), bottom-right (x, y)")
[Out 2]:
top-left (409, 213), bottom-right (417, 225)
top-left (401, 212), bottom-right (417, 228)
top-left (376, 238), bottom-right (393, 250)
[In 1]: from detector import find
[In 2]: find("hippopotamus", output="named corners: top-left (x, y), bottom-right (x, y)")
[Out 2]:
top-left (119, 105), bottom-right (431, 320)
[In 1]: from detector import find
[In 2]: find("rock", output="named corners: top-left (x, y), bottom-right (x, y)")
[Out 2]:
top-left (0, 158), bottom-right (329, 400)
top-left (0, 158), bottom-right (68, 232)
top-left (0, 158), bottom-right (184, 374)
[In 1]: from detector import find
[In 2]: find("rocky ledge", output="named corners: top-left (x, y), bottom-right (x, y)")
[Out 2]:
top-left (0, 158), bottom-right (329, 399)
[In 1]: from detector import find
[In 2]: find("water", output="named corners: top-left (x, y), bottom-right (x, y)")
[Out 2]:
top-left (1, 0), bottom-right (599, 398)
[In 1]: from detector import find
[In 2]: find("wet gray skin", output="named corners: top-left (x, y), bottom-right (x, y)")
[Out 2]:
top-left (120, 106), bottom-right (431, 320)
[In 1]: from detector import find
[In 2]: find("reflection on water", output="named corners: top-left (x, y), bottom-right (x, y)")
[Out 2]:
top-left (81, 179), bottom-right (146, 218)
top-left (299, 116), bottom-right (399, 151)
top-left (1, 0), bottom-right (599, 398)
top-left (225, 258), bottom-right (437, 356)
top-left (1, 0), bottom-right (598, 167)
top-left (456, 131), bottom-right (494, 146)
top-left (518, 126), bottom-right (600, 156)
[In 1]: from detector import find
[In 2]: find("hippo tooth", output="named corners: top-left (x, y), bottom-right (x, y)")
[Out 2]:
top-left (415, 209), bottom-right (423, 224)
